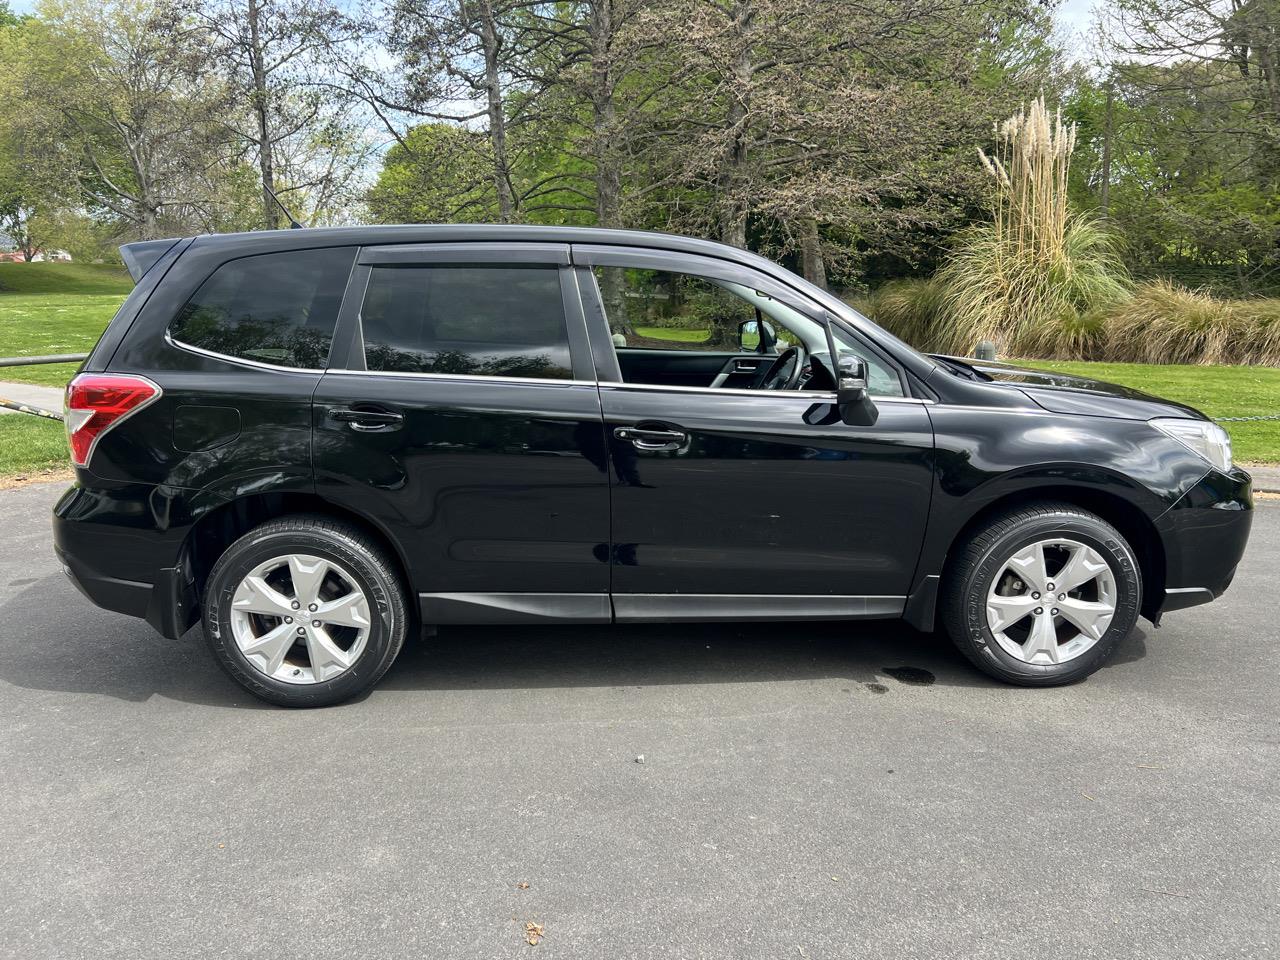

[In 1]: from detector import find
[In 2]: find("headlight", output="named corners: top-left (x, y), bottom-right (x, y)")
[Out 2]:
top-left (1151, 417), bottom-right (1233, 472)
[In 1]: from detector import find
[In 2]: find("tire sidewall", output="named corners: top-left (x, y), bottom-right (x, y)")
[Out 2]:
top-left (959, 514), bottom-right (1141, 683)
top-left (203, 526), bottom-right (404, 707)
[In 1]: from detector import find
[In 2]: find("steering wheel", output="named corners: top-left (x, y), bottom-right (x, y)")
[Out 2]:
top-left (758, 345), bottom-right (806, 390)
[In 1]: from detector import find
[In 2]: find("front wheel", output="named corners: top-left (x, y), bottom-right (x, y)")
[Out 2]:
top-left (202, 515), bottom-right (409, 707)
top-left (940, 502), bottom-right (1142, 686)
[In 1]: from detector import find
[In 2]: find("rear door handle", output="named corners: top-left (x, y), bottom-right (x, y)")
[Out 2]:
top-left (328, 406), bottom-right (404, 431)
top-left (614, 425), bottom-right (687, 451)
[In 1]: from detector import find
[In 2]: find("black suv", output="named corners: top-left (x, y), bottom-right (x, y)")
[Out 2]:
top-left (53, 226), bottom-right (1253, 706)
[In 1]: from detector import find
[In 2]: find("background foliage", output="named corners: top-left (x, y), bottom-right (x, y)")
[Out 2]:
top-left (0, 0), bottom-right (1277, 361)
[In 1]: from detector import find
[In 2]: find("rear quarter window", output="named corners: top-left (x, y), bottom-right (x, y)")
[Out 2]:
top-left (169, 247), bottom-right (355, 369)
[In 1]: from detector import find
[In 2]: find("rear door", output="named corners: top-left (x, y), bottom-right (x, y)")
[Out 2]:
top-left (312, 243), bottom-right (612, 623)
top-left (574, 244), bottom-right (936, 621)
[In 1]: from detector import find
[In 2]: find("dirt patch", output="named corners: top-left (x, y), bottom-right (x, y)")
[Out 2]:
top-left (0, 467), bottom-right (73, 490)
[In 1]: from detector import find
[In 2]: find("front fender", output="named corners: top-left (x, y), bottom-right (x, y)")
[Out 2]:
top-left (904, 406), bottom-right (1212, 629)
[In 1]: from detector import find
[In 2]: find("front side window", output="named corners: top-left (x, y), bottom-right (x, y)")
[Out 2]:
top-left (592, 265), bottom-right (905, 397)
top-left (170, 247), bottom-right (354, 369)
top-left (359, 264), bottom-right (573, 380)
top-left (594, 266), bottom-right (772, 353)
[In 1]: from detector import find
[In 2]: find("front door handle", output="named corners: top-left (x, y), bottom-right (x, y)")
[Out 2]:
top-left (614, 425), bottom-right (687, 451)
top-left (328, 406), bottom-right (404, 431)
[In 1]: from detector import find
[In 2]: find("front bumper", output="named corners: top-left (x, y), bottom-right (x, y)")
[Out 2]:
top-left (1154, 466), bottom-right (1253, 615)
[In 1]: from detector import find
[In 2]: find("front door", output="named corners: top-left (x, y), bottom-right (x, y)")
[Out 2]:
top-left (312, 243), bottom-right (612, 623)
top-left (573, 245), bottom-right (935, 621)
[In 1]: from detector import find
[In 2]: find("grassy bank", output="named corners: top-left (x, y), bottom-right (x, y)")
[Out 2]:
top-left (0, 262), bottom-right (132, 386)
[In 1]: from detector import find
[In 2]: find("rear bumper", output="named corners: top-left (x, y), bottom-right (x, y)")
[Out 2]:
top-left (52, 481), bottom-right (199, 639)
top-left (1153, 466), bottom-right (1253, 615)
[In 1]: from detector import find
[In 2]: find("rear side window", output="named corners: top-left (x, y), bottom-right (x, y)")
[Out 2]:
top-left (170, 247), bottom-right (355, 369)
top-left (359, 264), bottom-right (572, 380)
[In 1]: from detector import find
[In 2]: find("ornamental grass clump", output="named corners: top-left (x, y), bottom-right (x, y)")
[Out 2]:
top-left (855, 278), bottom-right (949, 352)
top-left (1105, 281), bottom-right (1280, 366)
top-left (937, 97), bottom-right (1129, 359)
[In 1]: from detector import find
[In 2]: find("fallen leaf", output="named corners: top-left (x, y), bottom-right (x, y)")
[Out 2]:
top-left (517, 881), bottom-right (530, 890)
top-left (524, 921), bottom-right (544, 946)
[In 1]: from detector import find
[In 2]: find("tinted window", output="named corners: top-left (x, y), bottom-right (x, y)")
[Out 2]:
top-left (170, 247), bottom-right (354, 368)
top-left (360, 264), bottom-right (572, 380)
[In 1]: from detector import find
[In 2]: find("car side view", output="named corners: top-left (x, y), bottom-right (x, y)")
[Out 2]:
top-left (53, 225), bottom-right (1253, 706)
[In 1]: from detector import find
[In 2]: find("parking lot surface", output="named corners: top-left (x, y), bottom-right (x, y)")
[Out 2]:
top-left (1, 481), bottom-right (1276, 959)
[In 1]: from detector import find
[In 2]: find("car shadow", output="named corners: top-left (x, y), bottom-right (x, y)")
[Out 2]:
top-left (0, 573), bottom-right (1147, 708)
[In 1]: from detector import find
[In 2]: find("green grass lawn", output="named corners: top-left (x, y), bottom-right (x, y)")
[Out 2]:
top-left (0, 415), bottom-right (68, 477)
top-left (0, 262), bottom-right (132, 476)
top-left (0, 262), bottom-right (132, 387)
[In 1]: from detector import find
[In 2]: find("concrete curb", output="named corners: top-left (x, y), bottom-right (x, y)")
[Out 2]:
top-left (1245, 464), bottom-right (1280, 494)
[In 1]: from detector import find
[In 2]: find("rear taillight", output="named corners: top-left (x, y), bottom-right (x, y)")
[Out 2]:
top-left (64, 373), bottom-right (161, 467)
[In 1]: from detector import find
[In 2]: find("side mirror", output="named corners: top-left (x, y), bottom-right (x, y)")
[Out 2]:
top-left (836, 356), bottom-right (877, 425)
top-left (738, 318), bottom-right (776, 354)
top-left (837, 356), bottom-right (867, 401)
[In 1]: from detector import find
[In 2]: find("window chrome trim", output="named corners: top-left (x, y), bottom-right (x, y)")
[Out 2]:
top-left (325, 367), bottom-right (596, 388)
top-left (596, 380), bottom-right (934, 403)
top-left (164, 331), bottom-right (327, 374)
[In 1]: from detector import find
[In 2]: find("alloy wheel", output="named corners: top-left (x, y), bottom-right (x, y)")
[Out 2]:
top-left (985, 538), bottom-right (1118, 665)
top-left (229, 553), bottom-right (372, 684)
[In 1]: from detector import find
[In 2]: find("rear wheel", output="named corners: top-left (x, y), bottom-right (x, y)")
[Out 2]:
top-left (202, 515), bottom-right (409, 707)
top-left (941, 502), bottom-right (1142, 686)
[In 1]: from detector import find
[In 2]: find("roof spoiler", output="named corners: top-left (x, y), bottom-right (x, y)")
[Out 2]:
top-left (119, 238), bottom-right (180, 283)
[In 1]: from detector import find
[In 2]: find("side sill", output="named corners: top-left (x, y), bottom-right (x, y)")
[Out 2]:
top-left (612, 594), bottom-right (906, 623)
top-left (419, 592), bottom-right (611, 624)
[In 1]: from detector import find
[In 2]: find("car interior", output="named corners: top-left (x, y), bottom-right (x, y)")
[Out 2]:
top-left (599, 269), bottom-right (904, 396)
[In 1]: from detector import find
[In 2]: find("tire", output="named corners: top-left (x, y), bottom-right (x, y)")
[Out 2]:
top-left (201, 514), bottom-right (409, 707)
top-left (940, 501), bottom-right (1142, 686)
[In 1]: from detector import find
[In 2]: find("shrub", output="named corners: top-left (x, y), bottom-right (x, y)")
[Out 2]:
top-left (1105, 281), bottom-right (1280, 366)
top-left (853, 278), bottom-right (950, 352)
top-left (937, 217), bottom-right (1127, 359)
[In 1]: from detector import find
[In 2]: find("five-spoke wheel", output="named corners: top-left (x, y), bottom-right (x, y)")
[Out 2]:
top-left (985, 538), bottom-right (1117, 665)
top-left (203, 515), bottom-right (409, 707)
top-left (942, 502), bottom-right (1141, 685)
top-left (230, 554), bottom-right (372, 684)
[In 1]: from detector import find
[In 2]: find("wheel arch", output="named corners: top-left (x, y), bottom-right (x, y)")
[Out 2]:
top-left (172, 491), bottom-right (416, 635)
top-left (908, 482), bottom-right (1167, 632)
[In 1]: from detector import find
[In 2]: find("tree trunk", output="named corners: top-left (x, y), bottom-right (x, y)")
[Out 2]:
top-left (714, 0), bottom-right (752, 252)
top-left (589, 0), bottom-right (621, 230)
top-left (477, 0), bottom-right (515, 222)
top-left (800, 218), bottom-right (827, 289)
top-left (247, 0), bottom-right (280, 230)
top-left (1099, 79), bottom-right (1113, 219)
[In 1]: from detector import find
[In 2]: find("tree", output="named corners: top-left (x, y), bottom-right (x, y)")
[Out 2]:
top-left (366, 122), bottom-right (495, 222)
top-left (2, 0), bottom-right (240, 239)
top-left (1093, 0), bottom-right (1280, 292)
top-left (199, 0), bottom-right (372, 228)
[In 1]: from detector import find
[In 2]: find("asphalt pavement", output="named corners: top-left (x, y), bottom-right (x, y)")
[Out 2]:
top-left (0, 481), bottom-right (1276, 959)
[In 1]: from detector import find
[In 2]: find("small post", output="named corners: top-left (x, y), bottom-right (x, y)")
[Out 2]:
top-left (975, 340), bottom-right (997, 361)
